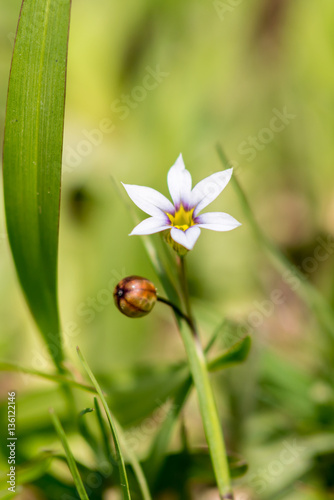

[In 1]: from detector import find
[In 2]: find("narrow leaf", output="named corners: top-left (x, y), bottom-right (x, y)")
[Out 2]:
top-left (77, 347), bottom-right (133, 500)
top-left (94, 397), bottom-right (113, 461)
top-left (50, 409), bottom-right (89, 500)
top-left (145, 377), bottom-right (192, 488)
top-left (208, 336), bottom-right (251, 371)
top-left (0, 360), bottom-right (98, 394)
top-left (98, 363), bottom-right (188, 426)
top-left (78, 347), bottom-right (154, 500)
top-left (3, 0), bottom-right (72, 369)
top-left (78, 407), bottom-right (98, 452)
top-left (145, 334), bottom-right (250, 486)
top-left (204, 318), bottom-right (227, 354)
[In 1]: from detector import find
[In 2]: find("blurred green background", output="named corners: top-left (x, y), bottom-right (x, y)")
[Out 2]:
top-left (1, 0), bottom-right (334, 498)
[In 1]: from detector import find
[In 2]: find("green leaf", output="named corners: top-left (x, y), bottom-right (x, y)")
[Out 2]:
top-left (78, 347), bottom-right (154, 500)
top-left (176, 320), bottom-right (233, 497)
top-left (0, 361), bottom-right (98, 394)
top-left (3, 0), bottom-right (72, 369)
top-left (259, 349), bottom-right (318, 420)
top-left (145, 377), bottom-right (192, 488)
top-left (98, 364), bottom-right (188, 426)
top-left (133, 334), bottom-right (251, 487)
top-left (94, 397), bottom-right (113, 460)
top-left (208, 336), bottom-right (251, 371)
top-left (77, 347), bottom-right (134, 500)
top-left (50, 409), bottom-right (89, 500)
top-left (204, 318), bottom-right (227, 354)
top-left (77, 407), bottom-right (97, 452)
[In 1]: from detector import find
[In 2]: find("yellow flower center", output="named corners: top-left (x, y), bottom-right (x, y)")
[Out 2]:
top-left (167, 205), bottom-right (195, 231)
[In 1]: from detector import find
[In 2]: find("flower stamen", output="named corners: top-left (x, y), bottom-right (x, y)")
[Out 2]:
top-left (167, 205), bottom-right (195, 232)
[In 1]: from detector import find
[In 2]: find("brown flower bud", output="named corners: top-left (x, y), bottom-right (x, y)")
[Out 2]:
top-left (113, 276), bottom-right (157, 318)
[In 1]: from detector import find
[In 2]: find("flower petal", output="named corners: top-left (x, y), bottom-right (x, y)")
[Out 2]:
top-left (130, 216), bottom-right (171, 235)
top-left (167, 154), bottom-right (192, 208)
top-left (191, 168), bottom-right (233, 215)
top-left (195, 212), bottom-right (241, 231)
top-left (122, 183), bottom-right (174, 217)
top-left (170, 226), bottom-right (201, 250)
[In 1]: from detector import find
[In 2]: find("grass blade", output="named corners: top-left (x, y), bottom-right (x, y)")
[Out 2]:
top-left (2, 0), bottom-right (72, 369)
top-left (208, 336), bottom-right (251, 372)
top-left (78, 347), bottom-right (153, 500)
top-left (145, 377), bottom-right (192, 488)
top-left (146, 333), bottom-right (251, 486)
top-left (0, 360), bottom-right (98, 394)
top-left (78, 407), bottom-right (98, 452)
top-left (94, 397), bottom-right (113, 461)
top-left (50, 409), bottom-right (89, 500)
top-left (77, 347), bottom-right (145, 500)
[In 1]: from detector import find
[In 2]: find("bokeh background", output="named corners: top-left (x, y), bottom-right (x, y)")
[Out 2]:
top-left (1, 0), bottom-right (334, 498)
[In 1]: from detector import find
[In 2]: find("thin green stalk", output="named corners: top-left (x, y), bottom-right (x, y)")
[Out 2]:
top-left (78, 408), bottom-right (97, 452)
top-left (50, 409), bottom-right (89, 500)
top-left (0, 361), bottom-right (99, 394)
top-left (157, 296), bottom-right (193, 328)
top-left (94, 397), bottom-right (113, 461)
top-left (179, 256), bottom-right (198, 336)
top-left (145, 377), bottom-right (192, 487)
top-left (77, 347), bottom-right (152, 500)
top-left (77, 348), bottom-right (131, 499)
top-left (177, 257), bottom-right (233, 499)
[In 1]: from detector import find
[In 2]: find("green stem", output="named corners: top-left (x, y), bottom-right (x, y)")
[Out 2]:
top-left (177, 256), bottom-right (233, 499)
top-left (157, 296), bottom-right (193, 329)
top-left (179, 256), bottom-right (198, 336)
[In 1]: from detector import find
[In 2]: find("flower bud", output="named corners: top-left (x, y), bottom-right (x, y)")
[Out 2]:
top-left (113, 276), bottom-right (157, 318)
top-left (164, 231), bottom-right (188, 256)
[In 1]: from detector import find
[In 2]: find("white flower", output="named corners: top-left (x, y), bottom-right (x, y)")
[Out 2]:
top-left (122, 154), bottom-right (241, 251)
